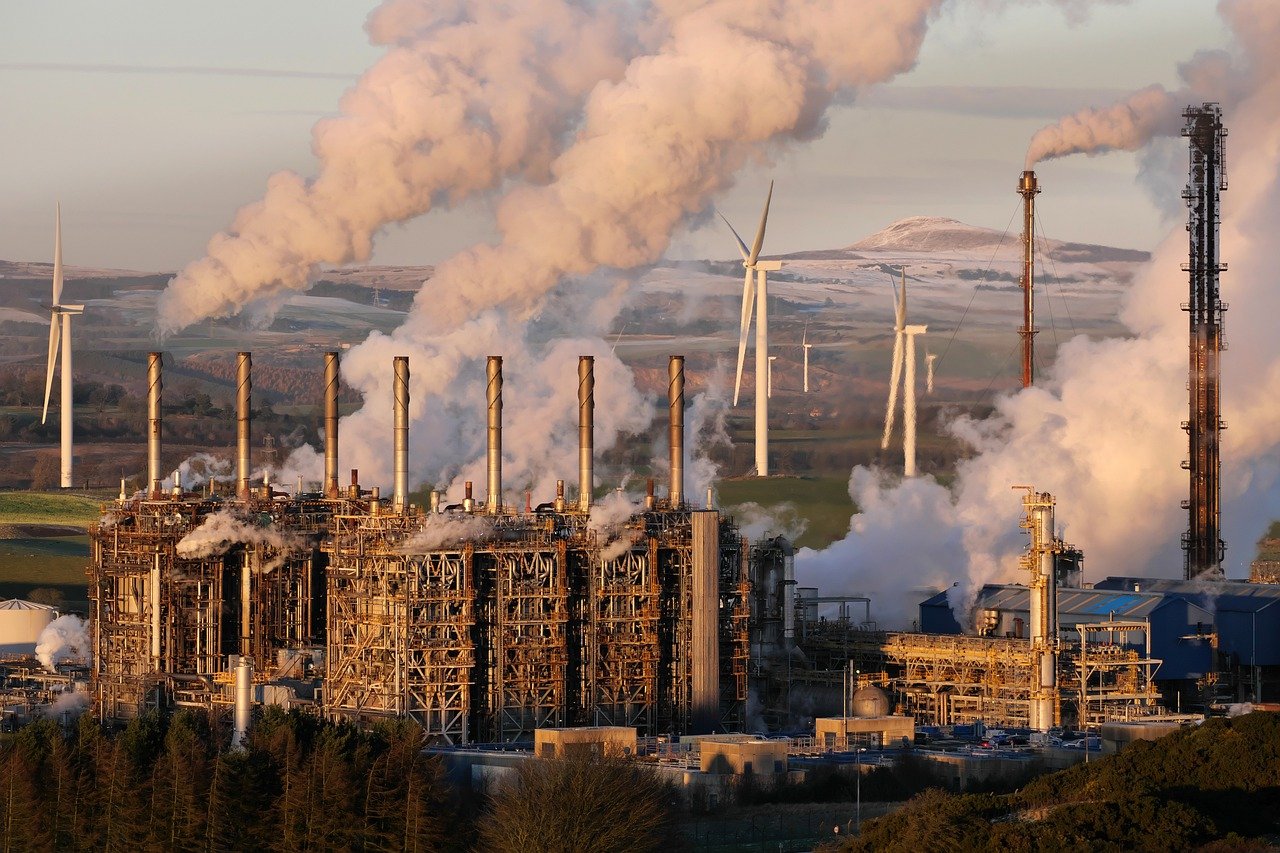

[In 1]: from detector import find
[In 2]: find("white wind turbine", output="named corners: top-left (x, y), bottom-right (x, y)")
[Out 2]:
top-left (802, 323), bottom-right (813, 393)
top-left (880, 268), bottom-right (926, 478)
top-left (41, 205), bottom-right (84, 489)
top-left (720, 182), bottom-right (781, 477)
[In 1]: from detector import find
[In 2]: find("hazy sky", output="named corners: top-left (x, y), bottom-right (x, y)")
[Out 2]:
top-left (0, 0), bottom-right (1228, 270)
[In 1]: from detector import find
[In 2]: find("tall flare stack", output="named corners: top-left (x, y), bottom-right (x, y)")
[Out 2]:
top-left (393, 356), bottom-right (410, 513)
top-left (668, 355), bottom-right (685, 506)
top-left (578, 356), bottom-right (594, 512)
top-left (1018, 170), bottom-right (1040, 388)
top-left (1182, 103), bottom-right (1228, 579)
top-left (324, 351), bottom-right (340, 498)
top-left (146, 352), bottom-right (162, 496)
top-left (486, 356), bottom-right (502, 515)
top-left (236, 352), bottom-right (251, 499)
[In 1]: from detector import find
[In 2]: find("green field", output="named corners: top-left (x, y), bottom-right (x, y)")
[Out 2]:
top-left (0, 491), bottom-right (103, 527)
top-left (718, 475), bottom-right (855, 550)
top-left (0, 491), bottom-right (99, 611)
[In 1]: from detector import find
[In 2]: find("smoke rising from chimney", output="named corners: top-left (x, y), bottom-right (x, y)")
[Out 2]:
top-left (800, 0), bottom-right (1280, 628)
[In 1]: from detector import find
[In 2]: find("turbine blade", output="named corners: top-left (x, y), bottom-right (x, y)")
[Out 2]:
top-left (747, 181), bottom-right (774, 265)
top-left (41, 314), bottom-right (60, 424)
top-left (733, 268), bottom-right (756, 406)
top-left (52, 203), bottom-right (63, 307)
top-left (717, 211), bottom-right (750, 262)
top-left (881, 332), bottom-right (904, 450)
top-left (899, 267), bottom-right (907, 328)
top-left (890, 271), bottom-right (904, 331)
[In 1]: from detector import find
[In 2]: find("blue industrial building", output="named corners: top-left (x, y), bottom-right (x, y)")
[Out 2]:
top-left (919, 577), bottom-right (1280, 704)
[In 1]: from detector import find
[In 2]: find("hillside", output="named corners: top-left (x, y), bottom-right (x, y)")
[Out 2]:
top-left (834, 712), bottom-right (1280, 852)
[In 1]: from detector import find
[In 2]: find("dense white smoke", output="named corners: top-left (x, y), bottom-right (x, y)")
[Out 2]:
top-left (156, 0), bottom-right (635, 334)
top-left (800, 0), bottom-right (1280, 629)
top-left (42, 688), bottom-right (91, 719)
top-left (589, 489), bottom-right (647, 561)
top-left (36, 615), bottom-right (90, 672)
top-left (399, 513), bottom-right (495, 552)
top-left (176, 510), bottom-right (305, 571)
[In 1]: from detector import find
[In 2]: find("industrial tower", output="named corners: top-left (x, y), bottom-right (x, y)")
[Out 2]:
top-left (1181, 103), bottom-right (1227, 580)
top-left (1018, 170), bottom-right (1039, 388)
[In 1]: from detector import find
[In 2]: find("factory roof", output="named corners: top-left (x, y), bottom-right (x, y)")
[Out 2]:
top-left (921, 585), bottom-right (1196, 621)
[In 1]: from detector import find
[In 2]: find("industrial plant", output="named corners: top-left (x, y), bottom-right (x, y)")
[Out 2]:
top-left (0, 103), bottom-right (1272, 804)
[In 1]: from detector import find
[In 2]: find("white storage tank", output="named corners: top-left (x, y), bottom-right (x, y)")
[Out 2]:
top-left (0, 600), bottom-right (57, 655)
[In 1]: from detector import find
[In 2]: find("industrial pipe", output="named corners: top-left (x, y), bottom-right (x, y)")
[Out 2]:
top-left (324, 351), bottom-right (340, 498)
top-left (1018, 170), bottom-right (1040, 388)
top-left (486, 356), bottom-right (502, 515)
top-left (668, 355), bottom-right (685, 506)
top-left (393, 356), bottom-right (409, 513)
top-left (578, 356), bottom-right (594, 512)
top-left (236, 352), bottom-right (251, 499)
top-left (147, 352), bottom-right (162, 497)
top-left (231, 655), bottom-right (253, 750)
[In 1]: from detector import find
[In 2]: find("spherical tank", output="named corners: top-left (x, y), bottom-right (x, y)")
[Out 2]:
top-left (0, 600), bottom-right (57, 655)
top-left (851, 684), bottom-right (890, 718)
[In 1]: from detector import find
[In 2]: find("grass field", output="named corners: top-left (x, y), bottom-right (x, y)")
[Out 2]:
top-left (0, 491), bottom-right (100, 611)
top-left (0, 491), bottom-right (104, 527)
top-left (717, 475), bottom-right (855, 550)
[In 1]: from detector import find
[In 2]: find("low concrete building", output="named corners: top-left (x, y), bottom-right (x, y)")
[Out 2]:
top-left (684, 734), bottom-right (788, 776)
top-left (534, 726), bottom-right (638, 759)
top-left (816, 715), bottom-right (915, 749)
top-left (1099, 720), bottom-right (1186, 754)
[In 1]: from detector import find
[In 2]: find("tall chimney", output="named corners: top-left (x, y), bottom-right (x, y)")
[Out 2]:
top-left (578, 356), bottom-right (594, 512)
top-left (1018, 170), bottom-right (1040, 388)
top-left (147, 352), bottom-right (162, 497)
top-left (324, 351), bottom-right (340, 498)
top-left (393, 356), bottom-right (409, 513)
top-left (236, 352), bottom-right (251, 499)
top-left (486, 356), bottom-right (502, 515)
top-left (668, 355), bottom-right (685, 507)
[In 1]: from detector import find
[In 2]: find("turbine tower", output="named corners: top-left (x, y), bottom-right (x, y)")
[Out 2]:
top-left (880, 269), bottom-right (927, 477)
top-left (767, 355), bottom-right (777, 398)
top-left (802, 324), bottom-right (813, 393)
top-left (925, 351), bottom-right (937, 395)
top-left (721, 182), bottom-right (781, 477)
top-left (40, 205), bottom-right (84, 489)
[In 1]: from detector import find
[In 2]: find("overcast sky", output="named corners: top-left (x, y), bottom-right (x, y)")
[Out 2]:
top-left (0, 0), bottom-right (1228, 270)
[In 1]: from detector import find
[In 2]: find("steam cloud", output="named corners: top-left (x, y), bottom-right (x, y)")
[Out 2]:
top-left (176, 510), bottom-right (305, 571)
top-left (800, 0), bottom-right (1280, 629)
top-left (36, 615), bottom-right (90, 672)
top-left (399, 513), bottom-right (495, 553)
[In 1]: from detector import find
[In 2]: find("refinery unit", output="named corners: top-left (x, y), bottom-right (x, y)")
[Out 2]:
top-left (0, 102), bottom-right (1270, 772)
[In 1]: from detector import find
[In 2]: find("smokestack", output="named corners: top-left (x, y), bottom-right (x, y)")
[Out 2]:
top-left (393, 356), bottom-right (409, 513)
top-left (231, 655), bottom-right (254, 750)
top-left (578, 355), bottom-right (594, 512)
top-left (486, 356), bottom-right (502, 515)
top-left (464, 480), bottom-right (474, 513)
top-left (236, 352), bottom-right (251, 499)
top-left (147, 352), bottom-right (162, 497)
top-left (668, 356), bottom-right (685, 507)
top-left (324, 351), bottom-right (340, 498)
top-left (1018, 170), bottom-right (1040, 388)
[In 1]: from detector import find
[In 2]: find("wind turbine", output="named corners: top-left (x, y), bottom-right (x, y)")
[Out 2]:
top-left (720, 182), bottom-right (781, 477)
top-left (925, 351), bottom-right (937, 395)
top-left (41, 205), bottom-right (84, 489)
top-left (802, 323), bottom-right (813, 393)
top-left (880, 268), bottom-right (926, 477)
top-left (767, 355), bottom-right (777, 398)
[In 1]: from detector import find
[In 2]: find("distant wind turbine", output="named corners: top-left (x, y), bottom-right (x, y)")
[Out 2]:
top-left (802, 323), bottom-right (813, 393)
top-left (880, 268), bottom-right (926, 477)
top-left (925, 350), bottom-right (937, 395)
top-left (720, 182), bottom-right (782, 477)
top-left (40, 204), bottom-right (84, 489)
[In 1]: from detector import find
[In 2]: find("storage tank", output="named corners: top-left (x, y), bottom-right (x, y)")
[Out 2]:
top-left (0, 600), bottom-right (57, 655)
top-left (851, 684), bottom-right (891, 718)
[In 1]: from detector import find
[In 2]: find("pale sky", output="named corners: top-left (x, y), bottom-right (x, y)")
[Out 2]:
top-left (0, 0), bottom-right (1229, 271)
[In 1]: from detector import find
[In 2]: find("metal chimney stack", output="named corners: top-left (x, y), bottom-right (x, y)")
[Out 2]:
top-left (668, 355), bottom-right (685, 507)
top-left (393, 356), bottom-right (409, 513)
top-left (578, 355), bottom-right (594, 512)
top-left (236, 352), bottom-right (251, 499)
top-left (324, 351), bottom-right (340, 498)
top-left (487, 356), bottom-right (502, 515)
top-left (1018, 170), bottom-right (1040, 388)
top-left (147, 352), bottom-right (162, 497)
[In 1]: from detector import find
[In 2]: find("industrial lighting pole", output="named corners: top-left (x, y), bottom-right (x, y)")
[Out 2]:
top-left (855, 746), bottom-right (867, 834)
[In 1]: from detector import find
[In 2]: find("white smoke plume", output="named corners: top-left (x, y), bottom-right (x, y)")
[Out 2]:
top-left (589, 489), bottom-right (646, 562)
top-left (398, 513), bottom-right (495, 553)
top-left (42, 687), bottom-right (91, 720)
top-left (176, 510), bottom-right (306, 571)
top-left (157, 0), bottom-right (635, 335)
top-left (800, 0), bottom-right (1280, 629)
top-left (162, 453), bottom-right (234, 490)
top-left (36, 615), bottom-right (90, 672)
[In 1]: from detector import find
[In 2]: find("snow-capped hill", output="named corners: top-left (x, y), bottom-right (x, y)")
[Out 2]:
top-left (848, 216), bottom-right (1004, 253)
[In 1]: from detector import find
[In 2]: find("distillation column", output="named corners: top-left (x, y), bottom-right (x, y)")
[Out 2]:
top-left (1018, 171), bottom-right (1040, 388)
top-left (1182, 104), bottom-right (1227, 579)
top-left (1020, 489), bottom-right (1059, 731)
